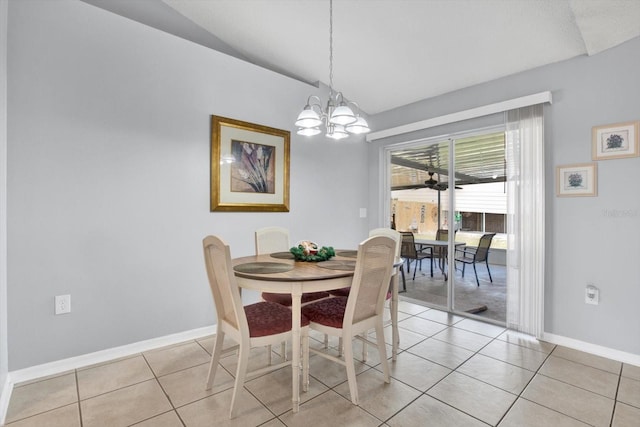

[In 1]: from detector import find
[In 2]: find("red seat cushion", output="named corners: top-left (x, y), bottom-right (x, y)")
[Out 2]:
top-left (301, 297), bottom-right (347, 329)
top-left (261, 291), bottom-right (330, 306)
top-left (244, 301), bottom-right (310, 337)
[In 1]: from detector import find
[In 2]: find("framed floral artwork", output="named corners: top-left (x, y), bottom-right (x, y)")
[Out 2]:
top-left (556, 163), bottom-right (597, 197)
top-left (210, 116), bottom-right (290, 212)
top-left (592, 121), bottom-right (639, 160)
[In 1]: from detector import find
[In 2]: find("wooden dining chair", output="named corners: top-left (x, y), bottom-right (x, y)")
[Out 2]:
top-left (202, 235), bottom-right (310, 419)
top-left (255, 226), bottom-right (330, 360)
top-left (328, 228), bottom-right (403, 360)
top-left (301, 235), bottom-right (395, 405)
top-left (255, 226), bottom-right (290, 255)
top-left (255, 227), bottom-right (330, 307)
top-left (369, 227), bottom-right (405, 292)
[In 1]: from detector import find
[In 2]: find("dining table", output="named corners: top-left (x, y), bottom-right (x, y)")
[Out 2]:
top-left (413, 238), bottom-right (466, 280)
top-left (232, 249), bottom-right (401, 413)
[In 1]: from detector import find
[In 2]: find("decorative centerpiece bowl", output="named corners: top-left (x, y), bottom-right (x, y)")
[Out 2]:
top-left (291, 240), bottom-right (335, 262)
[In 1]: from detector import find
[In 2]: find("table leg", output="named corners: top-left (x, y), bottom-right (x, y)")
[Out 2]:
top-left (291, 286), bottom-right (302, 413)
top-left (391, 270), bottom-right (399, 361)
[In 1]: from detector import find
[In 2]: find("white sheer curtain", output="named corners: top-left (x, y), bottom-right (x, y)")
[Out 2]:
top-left (505, 105), bottom-right (545, 337)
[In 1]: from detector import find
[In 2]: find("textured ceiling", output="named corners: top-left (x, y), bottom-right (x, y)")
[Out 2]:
top-left (158, 0), bottom-right (640, 115)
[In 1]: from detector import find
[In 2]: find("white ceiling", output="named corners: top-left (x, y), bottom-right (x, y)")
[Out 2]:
top-left (87, 0), bottom-right (640, 115)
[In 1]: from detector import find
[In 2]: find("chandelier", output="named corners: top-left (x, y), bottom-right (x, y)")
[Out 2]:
top-left (295, 0), bottom-right (370, 139)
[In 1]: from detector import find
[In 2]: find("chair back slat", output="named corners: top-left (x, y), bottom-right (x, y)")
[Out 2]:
top-left (203, 236), bottom-right (248, 334)
top-left (347, 236), bottom-right (396, 325)
top-left (255, 226), bottom-right (290, 255)
top-left (474, 233), bottom-right (496, 262)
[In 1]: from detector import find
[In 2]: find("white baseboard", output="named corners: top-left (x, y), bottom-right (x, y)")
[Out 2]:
top-left (542, 332), bottom-right (640, 367)
top-left (0, 324), bottom-right (216, 425)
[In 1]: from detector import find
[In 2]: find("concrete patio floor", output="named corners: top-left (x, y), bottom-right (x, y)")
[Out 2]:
top-left (400, 261), bottom-right (506, 323)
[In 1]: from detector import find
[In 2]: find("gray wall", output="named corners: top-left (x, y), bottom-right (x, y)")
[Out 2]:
top-left (6, 0), bottom-right (639, 375)
top-left (1, 0), bottom-right (9, 393)
top-left (369, 37), bottom-right (640, 356)
top-left (6, 0), bottom-right (370, 370)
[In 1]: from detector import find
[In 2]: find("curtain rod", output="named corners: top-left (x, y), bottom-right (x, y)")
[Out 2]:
top-left (366, 91), bottom-right (553, 142)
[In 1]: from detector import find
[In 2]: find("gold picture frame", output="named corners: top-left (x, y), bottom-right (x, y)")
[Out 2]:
top-left (592, 121), bottom-right (639, 160)
top-left (210, 116), bottom-right (290, 212)
top-left (556, 163), bottom-right (597, 197)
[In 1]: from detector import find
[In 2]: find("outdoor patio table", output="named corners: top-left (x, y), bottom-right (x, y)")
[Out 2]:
top-left (413, 238), bottom-right (465, 280)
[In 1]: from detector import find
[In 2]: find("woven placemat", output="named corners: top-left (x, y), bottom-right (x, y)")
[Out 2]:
top-left (317, 260), bottom-right (356, 271)
top-left (233, 262), bottom-right (293, 274)
top-left (336, 250), bottom-right (358, 258)
top-left (269, 252), bottom-right (295, 259)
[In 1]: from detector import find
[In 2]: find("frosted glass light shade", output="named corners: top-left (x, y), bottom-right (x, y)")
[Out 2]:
top-left (329, 104), bottom-right (356, 125)
top-left (295, 108), bottom-right (322, 128)
top-left (327, 125), bottom-right (349, 139)
top-left (297, 127), bottom-right (322, 136)
top-left (345, 116), bottom-right (370, 134)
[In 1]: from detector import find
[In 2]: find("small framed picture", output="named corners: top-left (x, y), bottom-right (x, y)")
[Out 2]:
top-left (592, 121), bottom-right (639, 160)
top-left (556, 163), bottom-right (597, 197)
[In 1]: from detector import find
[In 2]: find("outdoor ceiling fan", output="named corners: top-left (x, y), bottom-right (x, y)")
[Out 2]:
top-left (424, 171), bottom-right (461, 191)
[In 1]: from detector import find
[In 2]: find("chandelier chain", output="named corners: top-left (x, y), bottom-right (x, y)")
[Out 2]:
top-left (294, 0), bottom-right (370, 137)
top-left (329, 0), bottom-right (333, 93)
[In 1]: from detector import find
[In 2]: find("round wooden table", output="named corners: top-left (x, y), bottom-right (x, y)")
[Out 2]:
top-left (232, 251), bottom-right (400, 413)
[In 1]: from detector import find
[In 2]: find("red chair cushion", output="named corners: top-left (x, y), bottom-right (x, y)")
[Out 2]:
top-left (261, 291), bottom-right (330, 306)
top-left (244, 301), bottom-right (310, 337)
top-left (301, 297), bottom-right (347, 329)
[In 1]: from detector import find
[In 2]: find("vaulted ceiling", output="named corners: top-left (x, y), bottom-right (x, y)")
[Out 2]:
top-left (83, 0), bottom-right (640, 115)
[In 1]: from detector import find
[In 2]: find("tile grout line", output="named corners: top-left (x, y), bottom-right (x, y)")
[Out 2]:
top-left (389, 316), bottom-right (596, 427)
top-left (497, 344), bottom-right (612, 426)
top-left (74, 369), bottom-right (84, 427)
top-left (379, 313), bottom-right (490, 426)
top-left (140, 349), bottom-right (186, 427)
top-left (482, 334), bottom-right (551, 426)
top-left (609, 359), bottom-right (624, 427)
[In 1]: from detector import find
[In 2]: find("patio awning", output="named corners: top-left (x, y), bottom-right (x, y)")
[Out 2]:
top-left (391, 131), bottom-right (506, 191)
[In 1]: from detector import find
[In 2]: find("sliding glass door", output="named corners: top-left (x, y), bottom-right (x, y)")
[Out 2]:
top-left (387, 127), bottom-right (507, 324)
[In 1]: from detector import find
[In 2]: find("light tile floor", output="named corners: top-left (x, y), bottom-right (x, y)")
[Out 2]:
top-left (5, 301), bottom-right (640, 426)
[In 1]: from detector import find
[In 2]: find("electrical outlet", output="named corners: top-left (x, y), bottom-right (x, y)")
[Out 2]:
top-left (55, 294), bottom-right (71, 315)
top-left (585, 285), bottom-right (599, 305)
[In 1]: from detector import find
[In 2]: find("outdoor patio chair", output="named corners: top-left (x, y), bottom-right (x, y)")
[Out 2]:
top-left (400, 231), bottom-right (433, 279)
top-left (454, 233), bottom-right (496, 286)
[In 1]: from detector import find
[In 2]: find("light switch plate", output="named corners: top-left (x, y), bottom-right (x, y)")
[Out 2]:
top-left (55, 294), bottom-right (71, 314)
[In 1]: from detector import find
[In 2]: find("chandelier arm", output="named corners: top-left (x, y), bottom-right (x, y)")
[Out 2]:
top-left (346, 100), bottom-right (362, 115)
top-left (306, 95), bottom-right (323, 110)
